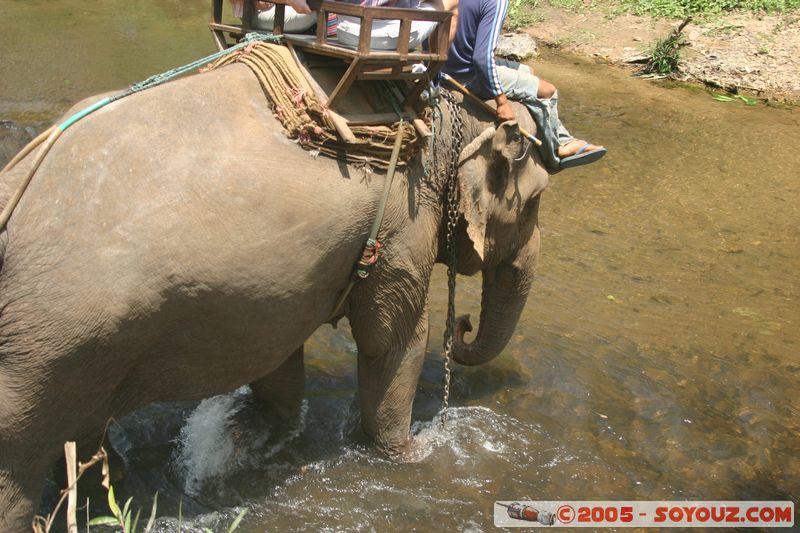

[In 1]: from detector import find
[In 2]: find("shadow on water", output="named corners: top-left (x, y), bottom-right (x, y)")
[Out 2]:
top-left (7, 1), bottom-right (800, 531)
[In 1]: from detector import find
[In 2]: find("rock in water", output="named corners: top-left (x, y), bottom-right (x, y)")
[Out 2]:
top-left (496, 33), bottom-right (539, 62)
top-left (0, 120), bottom-right (33, 168)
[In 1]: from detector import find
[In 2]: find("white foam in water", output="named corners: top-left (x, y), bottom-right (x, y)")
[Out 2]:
top-left (403, 405), bottom-right (550, 467)
top-left (405, 406), bottom-right (510, 462)
top-left (174, 387), bottom-right (307, 495)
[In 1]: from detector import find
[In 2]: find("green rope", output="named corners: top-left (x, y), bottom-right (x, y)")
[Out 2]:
top-left (59, 97), bottom-right (113, 131)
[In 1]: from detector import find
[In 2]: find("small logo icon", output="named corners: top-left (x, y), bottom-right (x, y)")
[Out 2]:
top-left (557, 504), bottom-right (576, 524)
top-left (497, 502), bottom-right (556, 525)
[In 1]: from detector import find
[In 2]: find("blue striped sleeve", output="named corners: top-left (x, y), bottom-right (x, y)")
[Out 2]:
top-left (473, 0), bottom-right (508, 97)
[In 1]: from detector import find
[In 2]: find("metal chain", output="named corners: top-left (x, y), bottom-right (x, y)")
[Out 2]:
top-left (422, 80), bottom-right (441, 180)
top-left (441, 89), bottom-right (465, 422)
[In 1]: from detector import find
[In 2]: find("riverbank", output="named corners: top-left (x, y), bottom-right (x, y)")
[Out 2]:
top-left (513, 1), bottom-right (800, 104)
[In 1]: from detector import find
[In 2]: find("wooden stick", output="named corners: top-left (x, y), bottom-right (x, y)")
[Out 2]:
top-left (405, 107), bottom-right (432, 138)
top-left (441, 74), bottom-right (542, 146)
top-left (64, 442), bottom-right (78, 533)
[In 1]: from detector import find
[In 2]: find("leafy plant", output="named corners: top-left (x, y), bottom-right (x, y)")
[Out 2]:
top-left (91, 486), bottom-right (247, 532)
top-left (642, 17), bottom-right (691, 74)
top-left (88, 486), bottom-right (157, 533)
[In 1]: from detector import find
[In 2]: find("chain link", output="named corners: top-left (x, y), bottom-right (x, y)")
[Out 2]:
top-left (440, 89), bottom-right (465, 422)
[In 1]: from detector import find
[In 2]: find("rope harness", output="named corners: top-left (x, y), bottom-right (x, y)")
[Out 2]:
top-left (204, 41), bottom-right (419, 169)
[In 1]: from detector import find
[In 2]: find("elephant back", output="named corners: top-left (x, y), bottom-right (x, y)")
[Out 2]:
top-left (204, 41), bottom-right (423, 170)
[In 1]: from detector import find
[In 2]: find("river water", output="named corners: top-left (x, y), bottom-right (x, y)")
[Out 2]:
top-left (1, 1), bottom-right (798, 531)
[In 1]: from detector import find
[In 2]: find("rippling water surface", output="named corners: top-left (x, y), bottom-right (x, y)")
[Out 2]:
top-left (2, 2), bottom-right (798, 531)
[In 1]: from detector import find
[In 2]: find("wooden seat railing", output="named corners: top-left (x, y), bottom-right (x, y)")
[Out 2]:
top-left (210, 0), bottom-right (452, 113)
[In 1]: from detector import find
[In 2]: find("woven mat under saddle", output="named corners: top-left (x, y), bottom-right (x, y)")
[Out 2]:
top-left (204, 42), bottom-right (419, 168)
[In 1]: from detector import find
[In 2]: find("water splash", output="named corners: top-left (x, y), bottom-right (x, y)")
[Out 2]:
top-left (405, 406), bottom-right (541, 463)
top-left (173, 387), bottom-right (307, 496)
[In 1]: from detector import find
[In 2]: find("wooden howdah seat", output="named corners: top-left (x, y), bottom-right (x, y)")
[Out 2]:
top-left (210, 0), bottom-right (452, 139)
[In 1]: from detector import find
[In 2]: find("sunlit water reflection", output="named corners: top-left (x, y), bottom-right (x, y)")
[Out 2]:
top-left (2, 2), bottom-right (798, 531)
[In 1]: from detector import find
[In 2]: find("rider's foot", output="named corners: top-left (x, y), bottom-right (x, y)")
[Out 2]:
top-left (557, 139), bottom-right (607, 170)
top-left (558, 139), bottom-right (603, 158)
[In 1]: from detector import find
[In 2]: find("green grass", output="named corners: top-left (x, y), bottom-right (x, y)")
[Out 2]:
top-left (505, 0), bottom-right (799, 30)
top-left (549, 0), bottom-right (593, 8)
top-left (506, 0), bottom-right (541, 28)
top-left (616, 0), bottom-right (800, 18)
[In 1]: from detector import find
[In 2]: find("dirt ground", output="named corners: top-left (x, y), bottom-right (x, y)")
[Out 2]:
top-left (518, 3), bottom-right (800, 103)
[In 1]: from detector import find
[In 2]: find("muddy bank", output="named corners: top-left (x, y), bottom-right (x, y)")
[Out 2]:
top-left (518, 3), bottom-right (800, 103)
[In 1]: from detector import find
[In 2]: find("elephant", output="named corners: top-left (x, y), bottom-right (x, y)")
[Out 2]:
top-left (0, 61), bottom-right (549, 529)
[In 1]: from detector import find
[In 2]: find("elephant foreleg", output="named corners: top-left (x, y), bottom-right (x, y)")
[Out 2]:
top-left (249, 345), bottom-right (305, 422)
top-left (353, 305), bottom-right (429, 457)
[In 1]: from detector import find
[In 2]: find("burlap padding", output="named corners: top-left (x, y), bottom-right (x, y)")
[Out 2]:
top-left (204, 42), bottom-right (418, 168)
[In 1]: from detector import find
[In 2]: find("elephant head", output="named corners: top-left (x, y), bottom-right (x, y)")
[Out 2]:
top-left (450, 121), bottom-right (549, 366)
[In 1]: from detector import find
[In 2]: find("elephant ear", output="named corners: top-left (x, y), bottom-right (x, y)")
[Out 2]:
top-left (457, 121), bottom-right (525, 260)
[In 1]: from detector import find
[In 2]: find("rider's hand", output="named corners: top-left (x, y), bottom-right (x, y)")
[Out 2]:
top-left (289, 0), bottom-right (312, 13)
top-left (495, 94), bottom-right (516, 123)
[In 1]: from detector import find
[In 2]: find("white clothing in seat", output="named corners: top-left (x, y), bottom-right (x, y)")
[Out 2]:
top-left (336, 3), bottom-right (438, 50)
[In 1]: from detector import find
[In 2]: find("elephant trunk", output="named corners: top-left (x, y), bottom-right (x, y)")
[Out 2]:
top-left (451, 245), bottom-right (536, 366)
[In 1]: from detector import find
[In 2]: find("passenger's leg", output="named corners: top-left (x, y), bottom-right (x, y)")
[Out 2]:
top-left (514, 64), bottom-right (604, 160)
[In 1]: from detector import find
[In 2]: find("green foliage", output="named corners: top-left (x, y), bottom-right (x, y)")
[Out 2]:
top-left (144, 492), bottom-right (159, 532)
top-left (37, 441), bottom-right (246, 532)
top-left (713, 93), bottom-right (758, 105)
top-left (617, 0), bottom-right (800, 18)
top-left (506, 0), bottom-right (540, 28)
top-left (548, 0), bottom-right (578, 7)
top-left (228, 509), bottom-right (248, 533)
top-left (644, 31), bottom-right (686, 73)
top-left (91, 486), bottom-right (246, 532)
top-left (88, 485), bottom-right (158, 533)
top-left (87, 516), bottom-right (118, 526)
